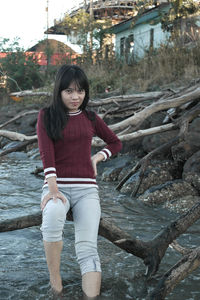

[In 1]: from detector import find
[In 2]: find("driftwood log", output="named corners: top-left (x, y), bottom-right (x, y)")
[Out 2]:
top-left (1, 201), bottom-right (200, 299)
top-left (1, 83), bottom-right (199, 144)
top-left (109, 85), bottom-right (200, 133)
top-left (149, 243), bottom-right (200, 300)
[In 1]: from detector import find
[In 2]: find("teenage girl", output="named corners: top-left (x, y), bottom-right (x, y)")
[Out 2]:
top-left (37, 64), bottom-right (122, 298)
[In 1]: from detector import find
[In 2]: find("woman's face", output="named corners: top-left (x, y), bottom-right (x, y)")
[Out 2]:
top-left (61, 81), bottom-right (85, 112)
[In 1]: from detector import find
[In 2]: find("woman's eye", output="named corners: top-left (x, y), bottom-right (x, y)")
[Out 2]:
top-left (79, 89), bottom-right (85, 93)
top-left (65, 89), bottom-right (72, 93)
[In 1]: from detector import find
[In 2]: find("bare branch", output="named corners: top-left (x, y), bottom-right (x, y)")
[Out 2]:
top-left (10, 91), bottom-right (51, 97)
top-left (0, 110), bottom-right (38, 129)
top-left (109, 86), bottom-right (200, 132)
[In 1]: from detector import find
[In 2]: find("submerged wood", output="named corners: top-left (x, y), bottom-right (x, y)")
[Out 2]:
top-left (1, 201), bottom-right (200, 281)
top-left (149, 247), bottom-right (200, 300)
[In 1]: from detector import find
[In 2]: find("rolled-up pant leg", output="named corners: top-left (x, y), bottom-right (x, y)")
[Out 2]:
top-left (72, 187), bottom-right (101, 276)
top-left (40, 188), bottom-right (70, 242)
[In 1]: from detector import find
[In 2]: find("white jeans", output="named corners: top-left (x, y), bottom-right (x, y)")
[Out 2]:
top-left (41, 186), bottom-right (101, 275)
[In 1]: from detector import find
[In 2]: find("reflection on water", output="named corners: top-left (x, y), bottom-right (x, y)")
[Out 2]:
top-left (1, 157), bottom-right (200, 299)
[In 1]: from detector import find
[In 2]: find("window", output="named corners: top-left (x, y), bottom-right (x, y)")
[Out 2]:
top-left (125, 34), bottom-right (134, 63)
top-left (150, 28), bottom-right (154, 50)
top-left (120, 37), bottom-right (125, 56)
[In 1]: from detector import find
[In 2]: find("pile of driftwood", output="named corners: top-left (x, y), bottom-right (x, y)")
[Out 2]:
top-left (0, 80), bottom-right (200, 299)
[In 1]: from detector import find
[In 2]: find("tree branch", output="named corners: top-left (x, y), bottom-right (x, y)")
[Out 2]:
top-left (0, 110), bottom-right (38, 129)
top-left (1, 201), bottom-right (200, 281)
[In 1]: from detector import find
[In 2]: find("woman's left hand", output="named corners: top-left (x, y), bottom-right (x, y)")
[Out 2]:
top-left (91, 152), bottom-right (104, 176)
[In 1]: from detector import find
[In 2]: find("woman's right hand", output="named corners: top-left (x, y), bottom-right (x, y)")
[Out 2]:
top-left (41, 191), bottom-right (67, 211)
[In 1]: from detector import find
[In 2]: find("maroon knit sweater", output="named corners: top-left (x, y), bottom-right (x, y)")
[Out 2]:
top-left (37, 109), bottom-right (122, 188)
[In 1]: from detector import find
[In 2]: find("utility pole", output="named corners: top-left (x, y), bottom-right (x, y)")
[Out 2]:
top-left (45, 0), bottom-right (50, 75)
top-left (89, 0), bottom-right (93, 18)
top-left (89, 0), bottom-right (94, 58)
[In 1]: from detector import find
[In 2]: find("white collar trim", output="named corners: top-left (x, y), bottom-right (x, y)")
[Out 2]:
top-left (68, 110), bottom-right (82, 116)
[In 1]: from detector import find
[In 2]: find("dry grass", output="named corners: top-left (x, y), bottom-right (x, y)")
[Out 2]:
top-left (82, 39), bottom-right (200, 96)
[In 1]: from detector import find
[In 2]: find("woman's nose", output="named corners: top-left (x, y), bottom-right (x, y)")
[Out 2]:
top-left (72, 91), bottom-right (79, 99)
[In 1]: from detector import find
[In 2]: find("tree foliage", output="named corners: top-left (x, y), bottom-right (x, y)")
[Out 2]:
top-left (161, 0), bottom-right (199, 38)
top-left (0, 38), bottom-right (44, 92)
top-left (62, 10), bottom-right (112, 59)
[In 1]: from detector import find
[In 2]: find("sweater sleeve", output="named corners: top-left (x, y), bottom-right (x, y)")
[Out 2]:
top-left (37, 109), bottom-right (57, 179)
top-left (94, 113), bottom-right (122, 161)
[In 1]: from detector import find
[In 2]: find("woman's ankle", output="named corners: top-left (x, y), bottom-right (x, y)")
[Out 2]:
top-left (50, 275), bottom-right (63, 293)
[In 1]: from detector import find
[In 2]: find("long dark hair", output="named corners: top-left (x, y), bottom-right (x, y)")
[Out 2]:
top-left (43, 64), bottom-right (95, 141)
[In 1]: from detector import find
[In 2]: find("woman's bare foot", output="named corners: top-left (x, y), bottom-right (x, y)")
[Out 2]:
top-left (50, 275), bottom-right (63, 294)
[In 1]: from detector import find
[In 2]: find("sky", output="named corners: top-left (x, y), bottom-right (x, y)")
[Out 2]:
top-left (0, 0), bottom-right (82, 52)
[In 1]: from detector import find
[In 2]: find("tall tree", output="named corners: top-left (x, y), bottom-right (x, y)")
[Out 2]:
top-left (61, 9), bottom-right (112, 62)
top-left (161, 0), bottom-right (199, 40)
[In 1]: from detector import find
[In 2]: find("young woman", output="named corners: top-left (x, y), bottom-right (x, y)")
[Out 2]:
top-left (37, 64), bottom-right (122, 298)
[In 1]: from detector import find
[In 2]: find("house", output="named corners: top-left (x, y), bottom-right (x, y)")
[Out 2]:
top-left (26, 39), bottom-right (79, 66)
top-left (45, 0), bottom-right (138, 59)
top-left (112, 0), bottom-right (200, 63)
top-left (112, 3), bottom-right (171, 63)
top-left (0, 39), bottom-right (79, 69)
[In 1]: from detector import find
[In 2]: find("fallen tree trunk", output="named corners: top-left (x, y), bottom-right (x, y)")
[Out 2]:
top-left (1, 201), bottom-right (200, 280)
top-left (109, 86), bottom-right (200, 132)
top-left (10, 90), bottom-right (166, 105)
top-left (10, 91), bottom-right (51, 97)
top-left (88, 91), bottom-right (167, 107)
top-left (0, 123), bottom-right (177, 148)
top-left (1, 85), bottom-right (199, 150)
top-left (0, 130), bottom-right (37, 141)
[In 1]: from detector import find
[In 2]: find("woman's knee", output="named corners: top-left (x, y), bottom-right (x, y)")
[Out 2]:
top-left (41, 199), bottom-right (68, 242)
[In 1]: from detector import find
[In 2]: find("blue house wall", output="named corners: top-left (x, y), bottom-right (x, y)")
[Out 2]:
top-left (112, 4), bottom-right (171, 63)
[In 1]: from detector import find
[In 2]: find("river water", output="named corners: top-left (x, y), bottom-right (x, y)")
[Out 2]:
top-left (1, 155), bottom-right (200, 300)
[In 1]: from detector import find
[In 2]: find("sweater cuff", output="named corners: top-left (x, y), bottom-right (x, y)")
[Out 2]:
top-left (44, 167), bottom-right (57, 179)
top-left (98, 148), bottom-right (112, 161)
